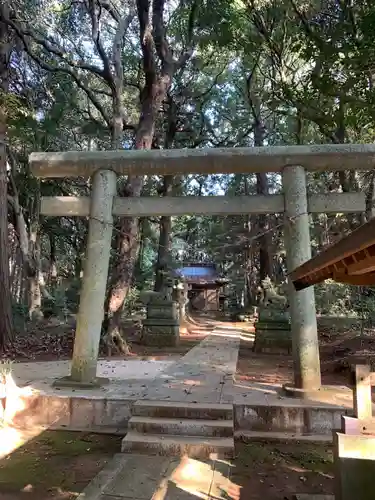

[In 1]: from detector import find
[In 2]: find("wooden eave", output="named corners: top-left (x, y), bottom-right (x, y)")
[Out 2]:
top-left (290, 218), bottom-right (375, 290)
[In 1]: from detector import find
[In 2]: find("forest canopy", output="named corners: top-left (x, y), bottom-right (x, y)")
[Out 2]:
top-left (0, 0), bottom-right (374, 349)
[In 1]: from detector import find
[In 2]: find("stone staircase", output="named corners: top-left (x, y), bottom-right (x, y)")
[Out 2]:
top-left (122, 400), bottom-right (234, 459)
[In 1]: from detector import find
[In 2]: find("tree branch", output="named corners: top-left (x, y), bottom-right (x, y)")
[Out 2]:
top-left (177, 0), bottom-right (197, 67)
top-left (98, 0), bottom-right (121, 22)
top-left (87, 0), bottom-right (114, 85)
top-left (5, 17), bottom-right (107, 80)
top-left (137, 0), bottom-right (157, 85)
top-left (8, 22), bottom-right (111, 126)
top-left (152, 0), bottom-right (173, 65)
top-left (112, 7), bottom-right (136, 90)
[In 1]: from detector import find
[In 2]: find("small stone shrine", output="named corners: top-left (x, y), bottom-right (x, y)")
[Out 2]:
top-left (141, 279), bottom-right (180, 346)
top-left (253, 277), bottom-right (292, 353)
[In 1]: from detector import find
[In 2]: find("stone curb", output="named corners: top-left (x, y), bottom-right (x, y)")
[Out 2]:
top-left (76, 453), bottom-right (127, 499)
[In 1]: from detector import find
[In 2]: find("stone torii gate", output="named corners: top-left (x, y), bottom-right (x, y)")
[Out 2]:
top-left (29, 144), bottom-right (375, 394)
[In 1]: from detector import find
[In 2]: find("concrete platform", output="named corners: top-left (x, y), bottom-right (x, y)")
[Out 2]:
top-left (12, 358), bottom-right (177, 398)
top-left (3, 325), bottom-right (355, 440)
top-left (4, 327), bottom-right (242, 434)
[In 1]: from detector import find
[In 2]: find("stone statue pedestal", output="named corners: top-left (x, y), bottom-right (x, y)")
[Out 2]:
top-left (141, 288), bottom-right (180, 347)
top-left (253, 306), bottom-right (292, 354)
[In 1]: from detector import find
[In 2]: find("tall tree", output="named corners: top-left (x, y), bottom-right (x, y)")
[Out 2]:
top-left (0, 1), bottom-right (14, 349)
top-left (106, 0), bottom-right (197, 327)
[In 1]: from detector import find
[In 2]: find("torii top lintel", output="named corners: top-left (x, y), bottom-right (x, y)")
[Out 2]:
top-left (30, 144), bottom-right (375, 178)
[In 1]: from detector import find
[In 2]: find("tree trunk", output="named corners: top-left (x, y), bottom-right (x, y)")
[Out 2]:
top-left (0, 10), bottom-right (14, 349)
top-left (134, 217), bottom-right (146, 283)
top-left (254, 122), bottom-right (271, 281)
top-left (48, 233), bottom-right (58, 294)
top-left (256, 172), bottom-right (271, 280)
top-left (247, 67), bottom-right (272, 283)
top-left (105, 0), bottom-right (182, 329)
top-left (106, 108), bottom-right (158, 327)
top-left (154, 175), bottom-right (173, 291)
top-left (154, 96), bottom-right (179, 292)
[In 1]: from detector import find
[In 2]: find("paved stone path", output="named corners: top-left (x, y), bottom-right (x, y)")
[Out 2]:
top-left (144, 325), bottom-right (241, 403)
top-left (78, 453), bottom-right (239, 500)
top-left (79, 326), bottom-right (242, 499)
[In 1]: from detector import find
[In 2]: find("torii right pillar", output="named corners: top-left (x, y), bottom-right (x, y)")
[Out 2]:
top-left (282, 165), bottom-right (322, 395)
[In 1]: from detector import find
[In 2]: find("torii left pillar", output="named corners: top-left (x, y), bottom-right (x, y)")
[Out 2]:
top-left (55, 169), bottom-right (117, 387)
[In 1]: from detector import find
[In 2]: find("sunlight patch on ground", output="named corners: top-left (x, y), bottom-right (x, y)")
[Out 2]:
top-left (210, 331), bottom-right (241, 338)
top-left (239, 333), bottom-right (255, 342)
top-left (152, 455), bottom-right (241, 500)
top-left (0, 373), bottom-right (45, 459)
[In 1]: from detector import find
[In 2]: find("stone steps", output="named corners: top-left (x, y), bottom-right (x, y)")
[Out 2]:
top-left (121, 431), bottom-right (234, 459)
top-left (128, 415), bottom-right (233, 437)
top-left (132, 400), bottom-right (233, 420)
top-left (123, 400), bottom-right (235, 459)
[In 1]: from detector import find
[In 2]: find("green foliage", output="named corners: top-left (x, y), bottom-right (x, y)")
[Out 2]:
top-left (3, 0), bottom-right (375, 327)
top-left (314, 280), bottom-right (375, 320)
top-left (121, 287), bottom-right (141, 317)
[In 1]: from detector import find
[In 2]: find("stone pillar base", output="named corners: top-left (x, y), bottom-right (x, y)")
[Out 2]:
top-left (52, 376), bottom-right (110, 389)
top-left (282, 383), bottom-right (350, 400)
top-left (142, 332), bottom-right (179, 347)
top-left (253, 329), bottom-right (292, 354)
top-left (141, 320), bottom-right (180, 347)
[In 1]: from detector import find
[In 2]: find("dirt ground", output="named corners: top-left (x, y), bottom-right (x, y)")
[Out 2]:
top-left (0, 431), bottom-right (333, 500)
top-left (0, 325), bottom-right (204, 363)
top-left (1, 314), bottom-right (215, 363)
top-left (4, 315), bottom-right (375, 390)
top-left (232, 440), bottom-right (334, 499)
top-left (237, 324), bottom-right (375, 388)
top-left (0, 431), bottom-right (121, 500)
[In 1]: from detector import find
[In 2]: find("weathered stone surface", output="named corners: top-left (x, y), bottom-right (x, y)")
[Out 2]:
top-left (30, 144), bottom-right (375, 179)
top-left (70, 169), bottom-right (117, 384)
top-left (104, 455), bottom-right (171, 498)
top-left (132, 401), bottom-right (233, 420)
top-left (47, 396), bottom-right (70, 426)
top-left (121, 431), bottom-right (234, 459)
top-left (94, 400), bottom-right (132, 428)
top-left (142, 331), bottom-right (179, 347)
top-left (141, 287), bottom-right (180, 346)
top-left (283, 165), bottom-right (321, 392)
top-left (128, 416), bottom-right (233, 437)
top-left (70, 397), bottom-right (95, 428)
top-left (76, 454), bottom-right (126, 500)
top-left (146, 304), bottom-right (179, 320)
top-left (256, 321), bottom-right (291, 330)
top-left (234, 405), bottom-right (304, 434)
top-left (253, 329), bottom-right (292, 353)
top-left (254, 303), bottom-right (291, 353)
top-left (258, 308), bottom-right (290, 321)
top-left (142, 318), bottom-right (179, 327)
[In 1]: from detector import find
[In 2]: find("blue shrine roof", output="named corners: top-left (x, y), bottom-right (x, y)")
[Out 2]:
top-left (175, 264), bottom-right (226, 285)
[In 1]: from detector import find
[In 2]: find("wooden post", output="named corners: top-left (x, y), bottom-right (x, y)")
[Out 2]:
top-left (353, 365), bottom-right (372, 419)
top-left (334, 431), bottom-right (375, 500)
top-left (61, 170), bottom-right (117, 386)
top-left (282, 165), bottom-right (322, 394)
